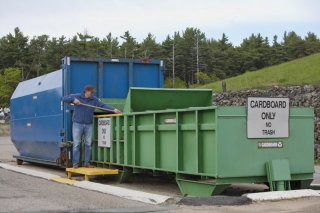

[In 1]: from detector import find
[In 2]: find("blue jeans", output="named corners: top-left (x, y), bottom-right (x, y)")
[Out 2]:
top-left (72, 122), bottom-right (93, 166)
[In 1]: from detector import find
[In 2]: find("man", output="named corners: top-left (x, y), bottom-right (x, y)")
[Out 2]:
top-left (63, 85), bottom-right (121, 168)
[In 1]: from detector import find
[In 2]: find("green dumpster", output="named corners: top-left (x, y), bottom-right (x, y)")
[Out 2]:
top-left (91, 88), bottom-right (314, 197)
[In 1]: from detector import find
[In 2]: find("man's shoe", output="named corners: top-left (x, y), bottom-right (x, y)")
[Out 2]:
top-left (84, 163), bottom-right (94, 168)
top-left (73, 164), bottom-right (79, 169)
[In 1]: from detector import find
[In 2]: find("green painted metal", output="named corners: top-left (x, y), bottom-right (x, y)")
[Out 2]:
top-left (96, 98), bottom-right (126, 112)
top-left (91, 88), bottom-right (314, 197)
top-left (176, 173), bottom-right (230, 197)
top-left (176, 179), bottom-right (230, 197)
top-left (123, 87), bottom-right (212, 113)
top-left (266, 159), bottom-right (291, 191)
top-left (216, 107), bottom-right (314, 178)
top-left (117, 170), bottom-right (132, 183)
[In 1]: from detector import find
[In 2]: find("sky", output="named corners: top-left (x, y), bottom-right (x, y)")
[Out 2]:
top-left (0, 0), bottom-right (319, 45)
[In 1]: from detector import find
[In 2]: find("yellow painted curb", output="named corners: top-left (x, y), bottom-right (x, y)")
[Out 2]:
top-left (66, 167), bottom-right (118, 175)
top-left (50, 177), bottom-right (78, 185)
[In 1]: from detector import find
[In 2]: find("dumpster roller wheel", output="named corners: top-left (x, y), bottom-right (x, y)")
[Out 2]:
top-left (16, 159), bottom-right (23, 165)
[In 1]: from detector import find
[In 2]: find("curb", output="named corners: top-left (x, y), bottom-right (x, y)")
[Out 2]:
top-left (0, 163), bottom-right (171, 205)
top-left (244, 189), bottom-right (320, 201)
top-left (0, 163), bottom-right (60, 180)
top-left (75, 181), bottom-right (170, 204)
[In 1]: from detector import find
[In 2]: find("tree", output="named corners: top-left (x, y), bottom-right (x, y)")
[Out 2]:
top-left (28, 35), bottom-right (49, 77)
top-left (270, 35), bottom-right (287, 65)
top-left (174, 27), bottom-right (207, 85)
top-left (99, 33), bottom-right (119, 58)
top-left (0, 68), bottom-right (21, 107)
top-left (283, 31), bottom-right (306, 59)
top-left (0, 27), bottom-right (29, 80)
top-left (120, 31), bottom-right (137, 59)
top-left (44, 36), bottom-right (67, 73)
top-left (304, 32), bottom-right (320, 55)
top-left (138, 33), bottom-right (160, 59)
top-left (239, 33), bottom-right (271, 72)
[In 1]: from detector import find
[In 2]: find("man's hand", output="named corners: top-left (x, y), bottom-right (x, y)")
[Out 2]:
top-left (73, 98), bottom-right (81, 105)
top-left (113, 109), bottom-right (122, 114)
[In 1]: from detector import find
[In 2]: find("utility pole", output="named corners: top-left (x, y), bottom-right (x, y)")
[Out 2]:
top-left (132, 48), bottom-right (137, 59)
top-left (110, 42), bottom-right (113, 58)
top-left (196, 36), bottom-right (199, 84)
top-left (172, 43), bottom-right (175, 88)
top-left (21, 66), bottom-right (24, 81)
top-left (124, 47), bottom-right (127, 59)
top-left (37, 48), bottom-right (41, 77)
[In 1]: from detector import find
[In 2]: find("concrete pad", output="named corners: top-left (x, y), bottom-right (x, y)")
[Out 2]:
top-left (244, 189), bottom-right (320, 201)
top-left (75, 181), bottom-right (172, 205)
top-left (0, 162), bottom-right (172, 205)
top-left (0, 162), bottom-right (60, 180)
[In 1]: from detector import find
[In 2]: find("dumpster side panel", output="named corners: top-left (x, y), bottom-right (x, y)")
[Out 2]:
top-left (92, 106), bottom-right (218, 177)
top-left (10, 70), bottom-right (63, 162)
top-left (69, 62), bottom-right (98, 94)
top-left (103, 63), bottom-right (129, 98)
top-left (133, 64), bottom-right (162, 88)
top-left (124, 88), bottom-right (213, 113)
top-left (216, 107), bottom-right (314, 179)
top-left (135, 114), bottom-right (155, 167)
top-left (63, 58), bottom-right (164, 97)
top-left (158, 112), bottom-right (178, 171)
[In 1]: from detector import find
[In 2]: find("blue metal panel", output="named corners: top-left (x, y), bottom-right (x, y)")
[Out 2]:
top-left (133, 63), bottom-right (162, 88)
top-left (10, 70), bottom-right (63, 163)
top-left (69, 62), bottom-right (98, 94)
top-left (10, 95), bottom-right (35, 119)
top-left (103, 63), bottom-right (129, 98)
top-left (11, 115), bottom-right (62, 162)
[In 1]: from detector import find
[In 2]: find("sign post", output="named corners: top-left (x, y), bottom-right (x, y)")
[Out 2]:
top-left (98, 117), bottom-right (112, 148)
top-left (247, 97), bottom-right (289, 138)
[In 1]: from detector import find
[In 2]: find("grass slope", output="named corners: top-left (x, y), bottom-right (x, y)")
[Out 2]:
top-left (200, 53), bottom-right (320, 92)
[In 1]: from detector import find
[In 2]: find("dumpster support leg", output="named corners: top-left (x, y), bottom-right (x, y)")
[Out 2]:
top-left (176, 174), bottom-right (230, 197)
top-left (266, 160), bottom-right (291, 191)
top-left (117, 170), bottom-right (132, 183)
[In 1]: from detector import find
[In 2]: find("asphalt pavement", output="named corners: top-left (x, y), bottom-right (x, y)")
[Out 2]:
top-left (0, 168), bottom-right (163, 213)
top-left (2, 136), bottom-right (320, 212)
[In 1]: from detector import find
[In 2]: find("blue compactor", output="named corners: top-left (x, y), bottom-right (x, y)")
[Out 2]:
top-left (10, 57), bottom-right (164, 167)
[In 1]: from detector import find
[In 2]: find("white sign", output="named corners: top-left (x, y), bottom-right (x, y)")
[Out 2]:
top-left (98, 118), bottom-right (112, 147)
top-left (247, 97), bottom-right (289, 138)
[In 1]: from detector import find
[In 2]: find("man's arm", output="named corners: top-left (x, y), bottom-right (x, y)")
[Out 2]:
top-left (94, 98), bottom-right (121, 113)
top-left (62, 94), bottom-right (80, 105)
